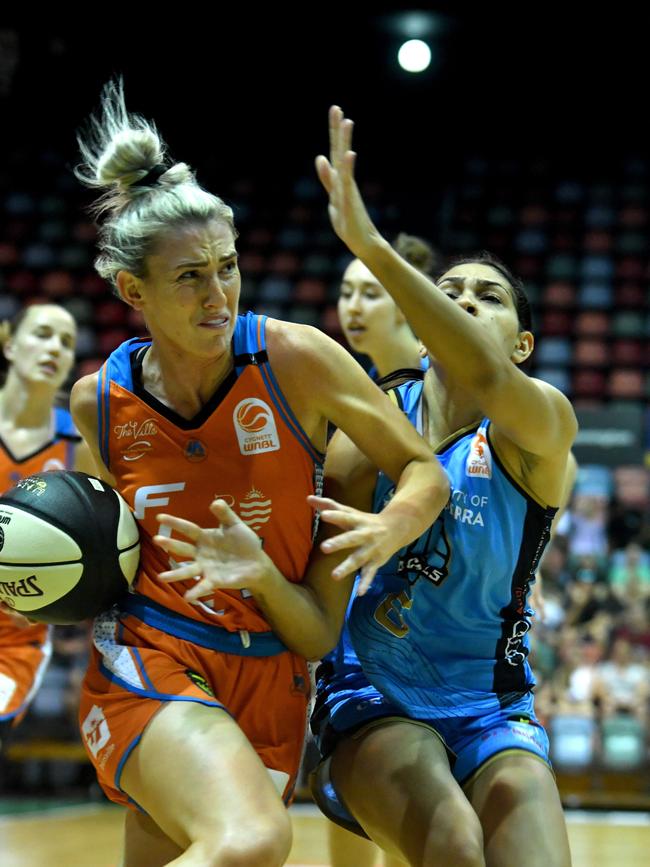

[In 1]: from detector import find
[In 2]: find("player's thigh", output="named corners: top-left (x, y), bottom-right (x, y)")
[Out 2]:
top-left (120, 699), bottom-right (291, 853)
top-left (331, 719), bottom-right (483, 863)
top-left (464, 753), bottom-right (571, 867)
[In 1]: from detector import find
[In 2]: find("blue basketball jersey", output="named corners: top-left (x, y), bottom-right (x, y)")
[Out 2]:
top-left (348, 378), bottom-right (557, 718)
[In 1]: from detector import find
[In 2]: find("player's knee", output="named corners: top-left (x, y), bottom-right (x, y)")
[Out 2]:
top-left (208, 814), bottom-right (292, 867)
top-left (440, 833), bottom-right (485, 867)
top-left (431, 816), bottom-right (484, 867)
top-left (483, 758), bottom-right (550, 809)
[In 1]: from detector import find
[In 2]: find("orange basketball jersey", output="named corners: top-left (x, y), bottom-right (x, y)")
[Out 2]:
top-left (97, 312), bottom-right (324, 634)
top-left (0, 407), bottom-right (77, 720)
top-left (0, 406), bottom-right (80, 492)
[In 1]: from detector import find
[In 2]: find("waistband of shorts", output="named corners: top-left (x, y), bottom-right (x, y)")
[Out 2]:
top-left (118, 593), bottom-right (288, 657)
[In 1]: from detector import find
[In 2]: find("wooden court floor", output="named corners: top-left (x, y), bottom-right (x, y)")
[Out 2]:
top-left (1, 803), bottom-right (649, 866)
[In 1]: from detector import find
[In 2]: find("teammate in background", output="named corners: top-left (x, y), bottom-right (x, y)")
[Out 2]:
top-left (338, 233), bottom-right (439, 382)
top-left (308, 107), bottom-right (576, 867)
top-left (0, 304), bottom-right (93, 748)
top-left (326, 237), bottom-right (439, 867)
top-left (70, 81), bottom-right (448, 866)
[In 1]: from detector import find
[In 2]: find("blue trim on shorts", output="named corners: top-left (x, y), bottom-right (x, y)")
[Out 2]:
top-left (114, 733), bottom-right (145, 809)
top-left (119, 594), bottom-right (288, 657)
top-left (97, 660), bottom-right (227, 707)
top-left (131, 648), bottom-right (157, 692)
top-left (313, 674), bottom-right (550, 785)
top-left (0, 707), bottom-right (25, 723)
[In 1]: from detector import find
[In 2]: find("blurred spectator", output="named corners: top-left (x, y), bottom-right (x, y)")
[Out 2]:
top-left (564, 493), bottom-right (609, 564)
top-left (607, 498), bottom-right (647, 550)
top-left (608, 541), bottom-right (650, 602)
top-left (551, 635), bottom-right (603, 719)
top-left (594, 638), bottom-right (649, 723)
top-left (612, 600), bottom-right (650, 652)
top-left (564, 565), bottom-right (624, 637)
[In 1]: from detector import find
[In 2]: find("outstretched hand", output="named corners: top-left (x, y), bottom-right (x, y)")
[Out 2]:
top-left (153, 499), bottom-right (270, 604)
top-left (315, 105), bottom-right (381, 259)
top-left (308, 493), bottom-right (400, 596)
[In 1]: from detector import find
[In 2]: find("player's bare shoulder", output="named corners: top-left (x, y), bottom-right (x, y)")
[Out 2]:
top-left (265, 317), bottom-right (338, 373)
top-left (70, 372), bottom-right (101, 440)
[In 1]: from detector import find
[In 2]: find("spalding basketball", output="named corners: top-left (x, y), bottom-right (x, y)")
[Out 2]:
top-left (0, 471), bottom-right (140, 625)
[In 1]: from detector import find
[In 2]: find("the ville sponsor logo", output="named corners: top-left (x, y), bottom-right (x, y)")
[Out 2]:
top-left (233, 398), bottom-right (280, 455)
top-left (116, 418), bottom-right (158, 462)
top-left (114, 418), bottom-right (159, 439)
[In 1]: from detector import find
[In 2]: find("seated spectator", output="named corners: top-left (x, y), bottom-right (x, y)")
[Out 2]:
top-left (551, 634), bottom-right (603, 719)
top-left (613, 600), bottom-right (650, 652)
top-left (594, 638), bottom-right (649, 723)
top-left (608, 541), bottom-right (650, 602)
top-left (565, 493), bottom-right (610, 566)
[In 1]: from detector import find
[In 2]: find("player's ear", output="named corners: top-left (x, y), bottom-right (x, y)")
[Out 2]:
top-left (116, 271), bottom-right (146, 310)
top-left (512, 330), bottom-right (534, 365)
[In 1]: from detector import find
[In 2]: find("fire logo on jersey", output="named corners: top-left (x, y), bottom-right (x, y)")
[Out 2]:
top-left (233, 398), bottom-right (280, 455)
top-left (466, 426), bottom-right (492, 479)
top-left (81, 704), bottom-right (111, 758)
top-left (239, 487), bottom-right (272, 531)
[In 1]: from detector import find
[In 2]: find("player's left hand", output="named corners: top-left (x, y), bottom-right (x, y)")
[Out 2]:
top-left (153, 499), bottom-right (270, 603)
top-left (308, 494), bottom-right (400, 595)
top-left (315, 105), bottom-right (382, 261)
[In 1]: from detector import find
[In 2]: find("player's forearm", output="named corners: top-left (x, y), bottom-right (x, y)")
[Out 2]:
top-left (360, 239), bottom-right (507, 388)
top-left (249, 557), bottom-right (344, 660)
top-left (382, 455), bottom-right (449, 550)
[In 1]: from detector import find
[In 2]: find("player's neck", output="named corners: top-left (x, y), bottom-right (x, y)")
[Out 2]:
top-left (141, 344), bottom-right (234, 420)
top-left (371, 333), bottom-right (421, 378)
top-left (423, 367), bottom-right (483, 447)
top-left (0, 377), bottom-right (56, 429)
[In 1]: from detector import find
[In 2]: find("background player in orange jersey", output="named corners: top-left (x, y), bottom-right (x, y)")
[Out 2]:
top-left (0, 303), bottom-right (94, 749)
top-left (68, 80), bottom-right (448, 867)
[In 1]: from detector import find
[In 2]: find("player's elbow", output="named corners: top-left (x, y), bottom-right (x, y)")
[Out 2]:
top-left (306, 627), bottom-right (341, 662)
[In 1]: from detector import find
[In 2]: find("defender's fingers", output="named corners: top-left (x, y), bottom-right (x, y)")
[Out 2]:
top-left (317, 510), bottom-right (364, 532)
top-left (357, 564), bottom-right (379, 596)
top-left (315, 155), bottom-right (333, 192)
top-left (307, 494), bottom-right (351, 512)
top-left (329, 105), bottom-right (343, 161)
top-left (320, 529), bottom-right (367, 553)
top-left (331, 548), bottom-right (370, 581)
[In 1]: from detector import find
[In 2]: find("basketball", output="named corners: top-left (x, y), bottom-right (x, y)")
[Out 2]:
top-left (0, 471), bottom-right (140, 625)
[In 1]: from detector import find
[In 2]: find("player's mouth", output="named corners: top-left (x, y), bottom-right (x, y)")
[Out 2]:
top-left (198, 315), bottom-right (230, 330)
top-left (38, 360), bottom-right (59, 375)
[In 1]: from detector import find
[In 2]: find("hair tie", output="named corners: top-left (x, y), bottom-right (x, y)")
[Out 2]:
top-left (132, 164), bottom-right (168, 188)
